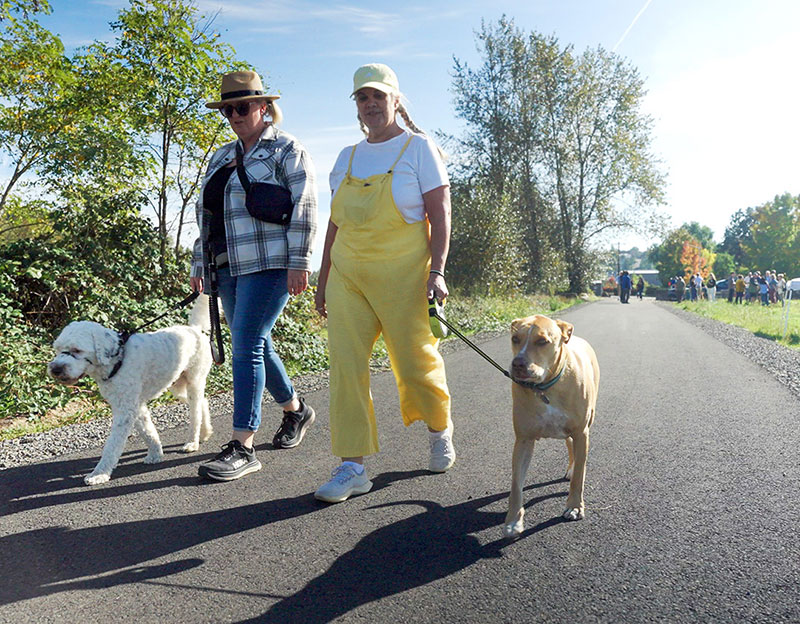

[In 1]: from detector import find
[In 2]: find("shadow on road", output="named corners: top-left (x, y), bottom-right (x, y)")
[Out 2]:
top-left (236, 481), bottom-right (568, 624)
top-left (0, 444), bottom-right (219, 516)
top-left (0, 467), bottom-right (432, 606)
top-left (1, 458), bottom-right (568, 615)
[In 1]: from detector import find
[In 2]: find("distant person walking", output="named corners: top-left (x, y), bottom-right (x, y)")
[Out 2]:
top-left (727, 272), bottom-right (735, 303)
top-left (619, 271), bottom-right (632, 303)
top-left (636, 276), bottom-right (645, 300)
top-left (759, 274), bottom-right (769, 306)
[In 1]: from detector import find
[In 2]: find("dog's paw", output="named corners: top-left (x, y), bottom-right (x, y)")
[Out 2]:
top-left (143, 451), bottom-right (164, 464)
top-left (200, 427), bottom-right (213, 443)
top-left (503, 519), bottom-right (525, 538)
top-left (85, 473), bottom-right (110, 486)
top-left (562, 507), bottom-right (585, 521)
top-left (181, 441), bottom-right (199, 453)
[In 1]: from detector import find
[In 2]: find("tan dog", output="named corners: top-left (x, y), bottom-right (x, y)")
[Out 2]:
top-left (503, 314), bottom-right (599, 537)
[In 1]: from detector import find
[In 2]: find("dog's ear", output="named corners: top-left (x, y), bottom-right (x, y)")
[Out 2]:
top-left (93, 328), bottom-right (121, 367)
top-left (511, 318), bottom-right (523, 333)
top-left (555, 320), bottom-right (573, 343)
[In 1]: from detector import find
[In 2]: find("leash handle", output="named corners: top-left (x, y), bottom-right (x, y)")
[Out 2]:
top-left (429, 309), bottom-right (511, 378)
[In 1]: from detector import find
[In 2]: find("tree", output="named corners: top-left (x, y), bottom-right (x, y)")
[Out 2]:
top-left (0, 1), bottom-right (74, 215)
top-left (450, 18), bottom-right (666, 293)
top-left (0, 0), bottom-right (49, 22)
top-left (681, 221), bottom-right (714, 249)
top-left (718, 207), bottom-right (756, 266)
top-left (741, 193), bottom-right (800, 275)
top-left (712, 251), bottom-right (735, 279)
top-left (679, 239), bottom-right (714, 281)
top-left (101, 0), bottom-right (237, 266)
top-left (649, 227), bottom-right (693, 285)
top-left (449, 19), bottom-right (559, 292)
top-left (537, 43), bottom-right (666, 291)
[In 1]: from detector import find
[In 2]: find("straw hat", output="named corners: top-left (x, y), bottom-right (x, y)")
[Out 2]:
top-left (205, 70), bottom-right (279, 109)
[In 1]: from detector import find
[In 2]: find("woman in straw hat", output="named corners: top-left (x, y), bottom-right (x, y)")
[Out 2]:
top-left (190, 70), bottom-right (318, 482)
top-left (313, 63), bottom-right (454, 503)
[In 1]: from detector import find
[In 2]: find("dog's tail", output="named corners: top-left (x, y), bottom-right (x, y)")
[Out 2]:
top-left (189, 293), bottom-right (211, 332)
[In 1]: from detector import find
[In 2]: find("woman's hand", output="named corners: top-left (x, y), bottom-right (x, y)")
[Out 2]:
top-left (427, 272), bottom-right (448, 304)
top-left (314, 287), bottom-right (327, 318)
top-left (190, 276), bottom-right (204, 293)
top-left (288, 269), bottom-right (309, 296)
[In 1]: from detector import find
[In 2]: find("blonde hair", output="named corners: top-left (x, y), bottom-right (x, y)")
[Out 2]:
top-left (265, 100), bottom-right (283, 126)
top-left (356, 92), bottom-right (446, 159)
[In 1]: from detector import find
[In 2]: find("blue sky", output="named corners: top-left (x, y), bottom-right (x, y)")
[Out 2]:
top-left (24, 1), bottom-right (800, 267)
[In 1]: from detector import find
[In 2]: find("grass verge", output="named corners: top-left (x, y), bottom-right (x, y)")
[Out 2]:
top-left (674, 299), bottom-right (800, 347)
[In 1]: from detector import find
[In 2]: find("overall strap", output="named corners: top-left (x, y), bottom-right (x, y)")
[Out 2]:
top-left (345, 134), bottom-right (415, 177)
top-left (345, 144), bottom-right (358, 176)
top-left (388, 135), bottom-right (414, 173)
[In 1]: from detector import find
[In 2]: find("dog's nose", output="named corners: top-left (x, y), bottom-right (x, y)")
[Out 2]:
top-left (49, 363), bottom-right (63, 377)
top-left (511, 356), bottom-right (528, 373)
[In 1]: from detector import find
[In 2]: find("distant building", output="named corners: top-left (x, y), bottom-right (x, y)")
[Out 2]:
top-left (629, 269), bottom-right (661, 287)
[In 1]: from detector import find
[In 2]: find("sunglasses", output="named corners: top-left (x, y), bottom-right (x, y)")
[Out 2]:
top-left (220, 102), bottom-right (255, 118)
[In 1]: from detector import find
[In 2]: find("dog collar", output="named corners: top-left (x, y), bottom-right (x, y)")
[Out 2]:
top-left (511, 358), bottom-right (566, 404)
top-left (103, 331), bottom-right (130, 381)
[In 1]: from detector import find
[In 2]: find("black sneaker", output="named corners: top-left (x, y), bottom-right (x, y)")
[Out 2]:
top-left (198, 440), bottom-right (262, 481)
top-left (272, 398), bottom-right (316, 449)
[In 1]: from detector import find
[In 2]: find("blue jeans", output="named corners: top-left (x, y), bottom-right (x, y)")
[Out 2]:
top-left (216, 267), bottom-right (295, 432)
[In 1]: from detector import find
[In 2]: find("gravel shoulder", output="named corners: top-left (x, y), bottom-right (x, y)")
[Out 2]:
top-left (3, 300), bottom-right (798, 470)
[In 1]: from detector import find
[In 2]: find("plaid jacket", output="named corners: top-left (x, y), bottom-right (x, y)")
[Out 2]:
top-left (191, 125), bottom-right (317, 279)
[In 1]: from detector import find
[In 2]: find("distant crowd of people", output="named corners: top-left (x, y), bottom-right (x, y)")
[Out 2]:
top-left (668, 270), bottom-right (789, 306)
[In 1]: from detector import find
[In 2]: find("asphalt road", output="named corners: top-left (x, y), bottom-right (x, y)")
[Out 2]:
top-left (1, 298), bottom-right (798, 624)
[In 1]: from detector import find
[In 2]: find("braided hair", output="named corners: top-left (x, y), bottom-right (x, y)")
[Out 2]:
top-left (356, 93), bottom-right (446, 159)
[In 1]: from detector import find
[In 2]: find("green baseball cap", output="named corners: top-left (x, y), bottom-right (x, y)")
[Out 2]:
top-left (351, 63), bottom-right (399, 96)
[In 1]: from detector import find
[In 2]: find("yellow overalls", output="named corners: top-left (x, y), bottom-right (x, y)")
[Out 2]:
top-left (326, 136), bottom-right (451, 458)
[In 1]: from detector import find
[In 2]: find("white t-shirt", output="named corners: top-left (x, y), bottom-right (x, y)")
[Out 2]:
top-left (329, 130), bottom-right (449, 224)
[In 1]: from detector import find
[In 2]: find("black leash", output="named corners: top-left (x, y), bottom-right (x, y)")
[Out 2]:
top-left (428, 304), bottom-right (564, 404)
top-left (107, 291), bottom-right (201, 380)
top-left (206, 259), bottom-right (225, 365)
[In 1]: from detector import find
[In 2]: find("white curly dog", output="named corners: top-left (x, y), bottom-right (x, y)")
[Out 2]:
top-left (47, 295), bottom-right (214, 485)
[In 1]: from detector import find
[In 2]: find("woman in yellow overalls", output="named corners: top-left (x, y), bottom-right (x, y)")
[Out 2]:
top-left (314, 63), bottom-right (454, 503)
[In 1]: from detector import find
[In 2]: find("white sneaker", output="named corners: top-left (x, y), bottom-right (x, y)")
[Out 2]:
top-left (314, 463), bottom-right (373, 503)
top-left (429, 425), bottom-right (456, 473)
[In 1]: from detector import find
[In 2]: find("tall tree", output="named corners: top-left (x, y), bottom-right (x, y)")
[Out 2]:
top-left (718, 207), bottom-right (756, 266)
top-left (102, 0), bottom-right (236, 266)
top-left (450, 20), bottom-right (561, 293)
top-left (742, 193), bottom-right (800, 275)
top-left (534, 43), bottom-right (666, 291)
top-left (450, 18), bottom-right (666, 293)
top-left (649, 227), bottom-right (694, 285)
top-left (681, 221), bottom-right (714, 249)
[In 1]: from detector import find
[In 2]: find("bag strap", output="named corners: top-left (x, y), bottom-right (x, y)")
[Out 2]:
top-left (235, 142), bottom-right (251, 193)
